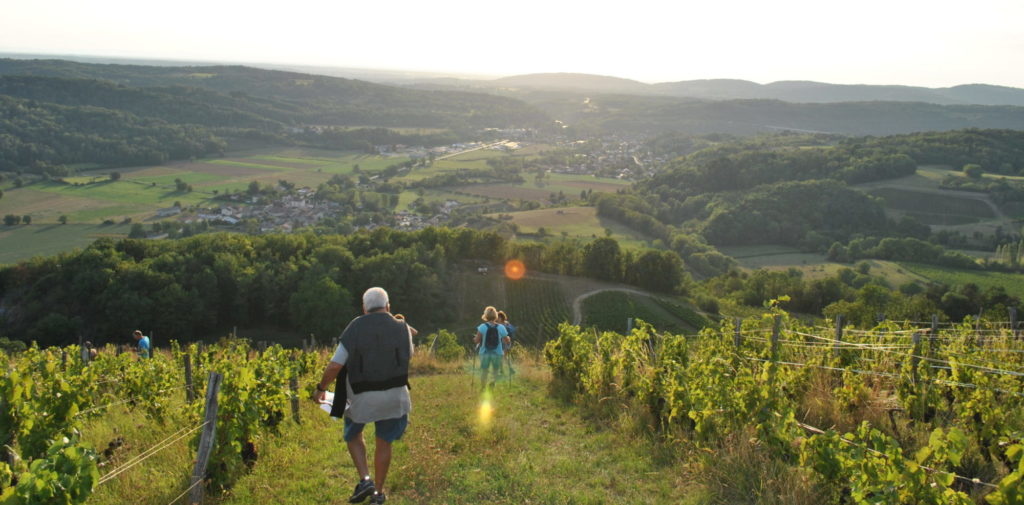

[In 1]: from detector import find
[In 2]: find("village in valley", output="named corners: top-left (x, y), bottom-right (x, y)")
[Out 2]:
top-left (146, 132), bottom-right (661, 237)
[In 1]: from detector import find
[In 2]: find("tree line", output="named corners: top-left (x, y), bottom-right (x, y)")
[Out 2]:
top-left (0, 229), bottom-right (692, 347)
top-left (705, 262), bottom-right (1021, 327)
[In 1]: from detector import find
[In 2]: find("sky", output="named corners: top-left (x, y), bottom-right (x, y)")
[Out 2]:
top-left (2, 0), bottom-right (1023, 88)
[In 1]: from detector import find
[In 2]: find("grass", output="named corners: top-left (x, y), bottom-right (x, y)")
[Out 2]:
top-left (218, 355), bottom-right (694, 505)
top-left (489, 206), bottom-right (651, 249)
top-left (449, 174), bottom-right (629, 203)
top-left (901, 262), bottom-right (1024, 299)
top-left (32, 180), bottom-right (210, 207)
top-left (129, 171), bottom-right (230, 186)
top-left (0, 223), bottom-right (133, 265)
top-left (867, 188), bottom-right (995, 219)
top-left (0, 187), bottom-right (144, 224)
top-left (83, 386), bottom-right (197, 505)
top-left (721, 246), bottom-right (930, 286)
top-left (581, 291), bottom-right (705, 334)
top-left (207, 160), bottom-right (294, 171)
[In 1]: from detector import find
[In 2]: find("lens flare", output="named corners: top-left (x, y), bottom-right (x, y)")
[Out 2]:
top-left (478, 390), bottom-right (494, 427)
top-left (504, 260), bottom-right (526, 280)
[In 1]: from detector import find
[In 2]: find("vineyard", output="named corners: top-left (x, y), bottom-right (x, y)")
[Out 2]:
top-left (503, 278), bottom-right (572, 347)
top-left (580, 290), bottom-right (710, 335)
top-left (544, 308), bottom-right (1024, 504)
top-left (0, 340), bottom-right (320, 505)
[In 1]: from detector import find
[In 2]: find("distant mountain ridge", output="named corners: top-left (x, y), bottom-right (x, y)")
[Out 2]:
top-left (0, 58), bottom-right (550, 129)
top-left (422, 72), bottom-right (1024, 107)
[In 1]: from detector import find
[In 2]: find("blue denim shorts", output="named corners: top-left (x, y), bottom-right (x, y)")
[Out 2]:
top-left (480, 353), bottom-right (503, 372)
top-left (344, 414), bottom-right (408, 443)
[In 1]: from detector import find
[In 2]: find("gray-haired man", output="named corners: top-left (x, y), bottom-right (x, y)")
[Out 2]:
top-left (313, 287), bottom-right (413, 504)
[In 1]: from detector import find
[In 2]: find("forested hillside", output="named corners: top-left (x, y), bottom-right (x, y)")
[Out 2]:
top-left (591, 130), bottom-right (1024, 277)
top-left (0, 59), bottom-right (549, 129)
top-left (520, 93), bottom-right (1024, 136)
top-left (0, 228), bottom-right (692, 347)
top-left (0, 95), bottom-right (229, 174)
top-left (0, 59), bottom-right (551, 174)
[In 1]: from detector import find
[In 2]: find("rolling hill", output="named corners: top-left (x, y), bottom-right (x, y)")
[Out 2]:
top-left (433, 71), bottom-right (1024, 106)
top-left (0, 58), bottom-right (550, 129)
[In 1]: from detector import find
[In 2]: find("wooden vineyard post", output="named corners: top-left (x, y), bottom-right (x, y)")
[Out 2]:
top-left (733, 318), bottom-right (742, 349)
top-left (911, 332), bottom-right (921, 384)
top-left (626, 318), bottom-right (634, 335)
top-left (771, 315), bottom-right (781, 357)
top-left (290, 377), bottom-right (301, 424)
top-left (190, 372), bottom-right (223, 505)
top-left (834, 315), bottom-right (844, 357)
top-left (976, 308), bottom-right (984, 347)
top-left (1010, 307), bottom-right (1019, 339)
top-left (184, 354), bottom-right (195, 403)
top-left (61, 350), bottom-right (68, 370)
top-left (288, 356), bottom-right (299, 424)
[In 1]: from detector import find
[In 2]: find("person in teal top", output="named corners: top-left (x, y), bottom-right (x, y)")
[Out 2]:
top-left (133, 330), bottom-right (151, 359)
top-left (474, 306), bottom-right (509, 389)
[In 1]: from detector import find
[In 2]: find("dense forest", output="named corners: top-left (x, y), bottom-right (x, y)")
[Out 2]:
top-left (0, 60), bottom-right (550, 174)
top-left (596, 130), bottom-right (1024, 259)
top-left (0, 83), bottom-right (469, 175)
top-left (0, 229), bottom-right (691, 346)
top-left (0, 59), bottom-right (549, 129)
top-left (0, 95), bottom-right (229, 174)
top-left (516, 92), bottom-right (1024, 136)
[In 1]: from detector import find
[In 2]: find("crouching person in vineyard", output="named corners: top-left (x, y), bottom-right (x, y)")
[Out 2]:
top-left (313, 287), bottom-right (413, 504)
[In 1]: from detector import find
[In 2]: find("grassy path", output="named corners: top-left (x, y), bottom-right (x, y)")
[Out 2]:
top-left (218, 361), bottom-right (695, 505)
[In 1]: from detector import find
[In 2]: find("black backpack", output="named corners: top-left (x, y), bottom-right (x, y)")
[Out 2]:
top-left (484, 323), bottom-right (501, 350)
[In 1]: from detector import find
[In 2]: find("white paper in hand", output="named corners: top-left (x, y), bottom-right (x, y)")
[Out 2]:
top-left (319, 391), bottom-right (335, 415)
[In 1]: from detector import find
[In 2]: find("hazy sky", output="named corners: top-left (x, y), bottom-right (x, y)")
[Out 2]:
top-left (2, 0), bottom-right (1023, 87)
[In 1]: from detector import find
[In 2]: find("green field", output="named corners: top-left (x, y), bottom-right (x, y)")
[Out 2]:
top-left (504, 278), bottom-right (572, 346)
top-left (580, 290), bottom-right (706, 334)
top-left (33, 180), bottom-right (211, 207)
top-left (867, 187), bottom-right (995, 222)
top-left (489, 206), bottom-right (651, 249)
top-left (0, 223), bottom-right (133, 265)
top-left (453, 173), bottom-right (629, 203)
top-left (900, 262), bottom-right (1024, 299)
top-left (722, 245), bottom-right (930, 285)
top-left (396, 150), bottom-right (495, 182)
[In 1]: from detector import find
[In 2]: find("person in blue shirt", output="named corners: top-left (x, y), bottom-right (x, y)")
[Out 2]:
top-left (133, 330), bottom-right (151, 359)
top-left (497, 311), bottom-right (516, 374)
top-left (474, 306), bottom-right (509, 390)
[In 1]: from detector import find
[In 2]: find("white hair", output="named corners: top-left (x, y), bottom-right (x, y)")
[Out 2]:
top-left (362, 287), bottom-right (389, 311)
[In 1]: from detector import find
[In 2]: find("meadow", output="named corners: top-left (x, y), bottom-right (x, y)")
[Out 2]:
top-left (900, 262), bottom-right (1024, 299)
top-left (487, 206), bottom-right (651, 249)
top-left (867, 187), bottom-right (995, 224)
top-left (720, 245), bottom-right (933, 286)
top-left (0, 223), bottom-right (134, 264)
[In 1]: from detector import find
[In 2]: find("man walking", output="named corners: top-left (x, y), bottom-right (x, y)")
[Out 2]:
top-left (313, 287), bottom-right (413, 504)
top-left (132, 330), bottom-right (150, 359)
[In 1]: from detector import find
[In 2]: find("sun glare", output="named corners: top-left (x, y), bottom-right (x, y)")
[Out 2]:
top-left (478, 390), bottom-right (494, 427)
top-left (504, 260), bottom-right (526, 280)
